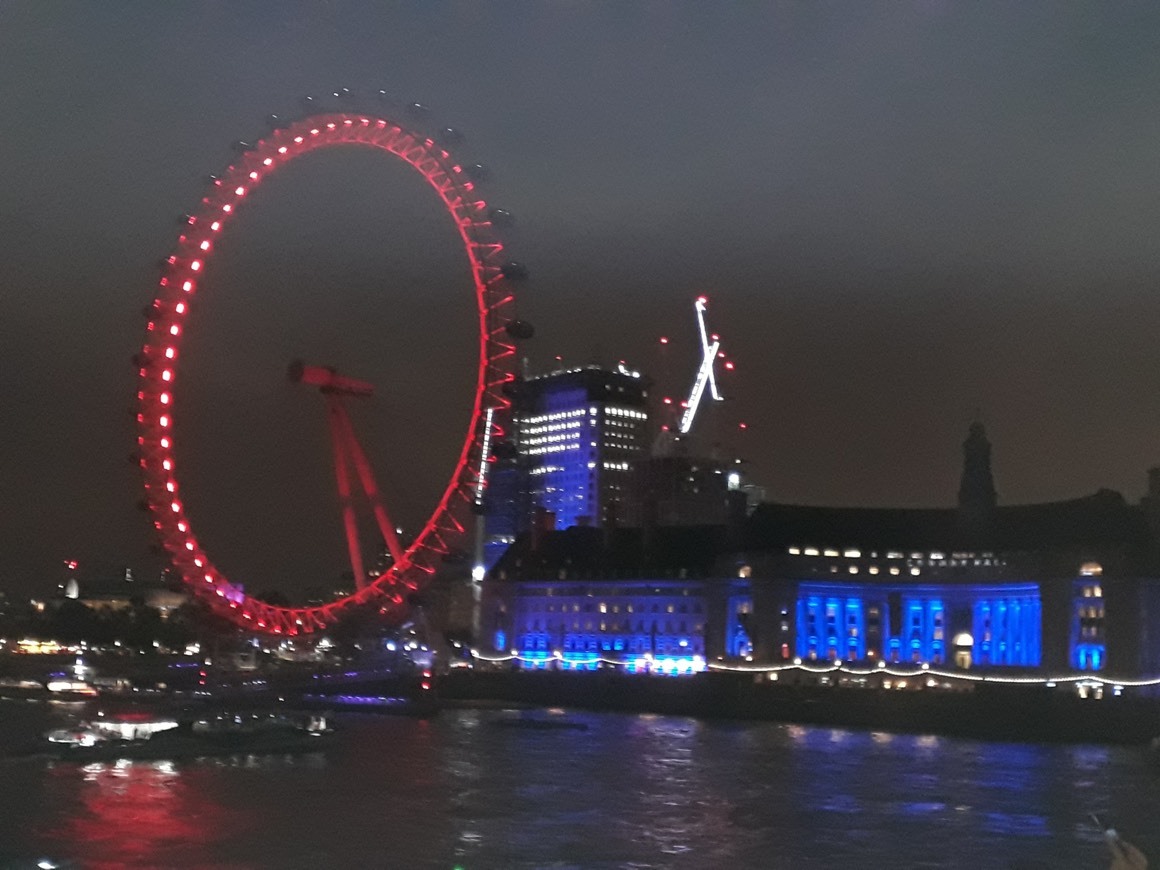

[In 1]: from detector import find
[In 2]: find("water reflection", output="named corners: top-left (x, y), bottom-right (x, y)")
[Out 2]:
top-left (43, 760), bottom-right (225, 869)
top-left (0, 707), bottom-right (1154, 868)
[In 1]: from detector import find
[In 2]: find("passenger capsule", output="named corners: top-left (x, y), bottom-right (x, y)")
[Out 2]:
top-left (488, 207), bottom-right (514, 227)
top-left (505, 319), bottom-right (534, 340)
top-left (491, 439), bottom-right (519, 461)
top-left (500, 261), bottom-right (529, 281)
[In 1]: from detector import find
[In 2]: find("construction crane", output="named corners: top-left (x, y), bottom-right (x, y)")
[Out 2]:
top-left (652, 295), bottom-right (729, 455)
top-left (677, 295), bottom-right (723, 435)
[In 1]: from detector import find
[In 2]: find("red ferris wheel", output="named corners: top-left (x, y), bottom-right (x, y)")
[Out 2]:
top-left (135, 98), bottom-right (527, 635)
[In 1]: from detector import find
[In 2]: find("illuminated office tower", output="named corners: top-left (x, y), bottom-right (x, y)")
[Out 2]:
top-left (483, 365), bottom-right (649, 566)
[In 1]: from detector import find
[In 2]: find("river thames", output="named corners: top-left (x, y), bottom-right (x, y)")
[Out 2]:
top-left (0, 701), bottom-right (1156, 869)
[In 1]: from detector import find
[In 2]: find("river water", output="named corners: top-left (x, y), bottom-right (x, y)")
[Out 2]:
top-left (0, 700), bottom-right (1156, 869)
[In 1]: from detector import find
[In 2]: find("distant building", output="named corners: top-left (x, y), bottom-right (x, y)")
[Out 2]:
top-left (63, 567), bottom-right (188, 617)
top-left (625, 455), bottom-right (739, 528)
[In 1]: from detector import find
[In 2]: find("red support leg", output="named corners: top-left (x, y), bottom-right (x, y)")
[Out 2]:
top-left (335, 404), bottom-right (406, 567)
top-left (327, 396), bottom-right (367, 590)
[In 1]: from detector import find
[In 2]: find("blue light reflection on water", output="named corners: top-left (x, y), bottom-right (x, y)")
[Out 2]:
top-left (0, 702), bottom-right (1156, 868)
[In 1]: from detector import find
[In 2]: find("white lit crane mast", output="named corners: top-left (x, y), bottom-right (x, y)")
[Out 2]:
top-left (677, 295), bottom-right (723, 435)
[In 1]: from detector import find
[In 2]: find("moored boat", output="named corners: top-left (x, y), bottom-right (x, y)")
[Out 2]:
top-left (41, 709), bottom-right (333, 761)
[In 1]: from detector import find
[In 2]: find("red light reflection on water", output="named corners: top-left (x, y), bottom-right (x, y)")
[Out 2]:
top-left (44, 760), bottom-right (227, 868)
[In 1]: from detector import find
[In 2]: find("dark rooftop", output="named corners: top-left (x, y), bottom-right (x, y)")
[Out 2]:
top-left (491, 524), bottom-right (727, 581)
top-left (745, 490), bottom-right (1150, 554)
top-left (491, 490), bottom-right (1157, 580)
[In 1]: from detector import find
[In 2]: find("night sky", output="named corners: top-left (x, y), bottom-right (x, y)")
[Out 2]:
top-left (3, 2), bottom-right (1160, 596)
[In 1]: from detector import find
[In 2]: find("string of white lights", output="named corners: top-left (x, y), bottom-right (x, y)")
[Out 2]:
top-left (704, 659), bottom-right (1156, 687)
top-left (469, 649), bottom-right (1157, 687)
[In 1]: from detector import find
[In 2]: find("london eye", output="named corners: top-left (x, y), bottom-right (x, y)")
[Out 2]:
top-left (134, 97), bottom-right (526, 635)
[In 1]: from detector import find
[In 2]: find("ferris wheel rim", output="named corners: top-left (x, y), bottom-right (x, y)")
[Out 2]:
top-left (135, 110), bottom-right (518, 635)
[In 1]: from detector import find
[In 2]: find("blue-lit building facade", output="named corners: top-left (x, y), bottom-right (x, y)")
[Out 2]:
top-left (795, 580), bottom-right (1042, 667)
top-left (489, 577), bottom-right (706, 674)
top-left (721, 551), bottom-right (1047, 669)
top-left (486, 527), bottom-right (1149, 680)
top-left (482, 525), bottom-right (723, 674)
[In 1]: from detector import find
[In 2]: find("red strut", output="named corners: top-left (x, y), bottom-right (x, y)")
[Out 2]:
top-left (290, 361), bottom-right (406, 590)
